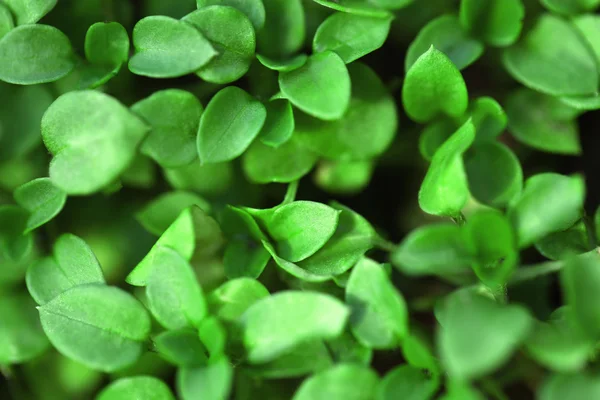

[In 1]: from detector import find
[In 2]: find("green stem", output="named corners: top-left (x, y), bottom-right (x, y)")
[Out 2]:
top-left (373, 237), bottom-right (396, 252)
top-left (452, 212), bottom-right (467, 226)
top-left (282, 181), bottom-right (299, 204)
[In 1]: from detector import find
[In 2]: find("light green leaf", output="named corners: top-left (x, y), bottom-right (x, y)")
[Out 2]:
top-left (541, 0), bottom-right (600, 15)
top-left (198, 316), bottom-right (227, 358)
top-left (240, 291), bottom-right (349, 363)
top-left (539, 373), bottom-right (600, 400)
top-left (96, 376), bottom-right (175, 400)
top-left (14, 177), bottom-right (67, 233)
top-left (26, 233), bottom-right (105, 305)
top-left (177, 356), bottom-right (233, 400)
top-left (146, 246), bottom-right (207, 330)
top-left (197, 0), bottom-right (265, 30)
top-left (469, 97), bottom-right (507, 142)
top-left (262, 240), bottom-right (331, 282)
top-left (315, 159), bottom-right (374, 194)
top-left (561, 252), bottom-right (600, 337)
top-left (183, 6), bottom-right (256, 84)
top-left (0, 205), bottom-right (33, 262)
top-left (242, 135), bottom-right (317, 184)
top-left (311, 0), bottom-right (392, 19)
top-left (0, 4), bottom-right (14, 40)
top-left (418, 118), bottom-right (456, 161)
top-left (535, 222), bottom-right (591, 261)
top-left (128, 16), bottom-right (216, 78)
top-left (3, 0), bottom-right (56, 25)
top-left (403, 46), bottom-right (469, 123)
top-left (0, 24), bottom-right (75, 84)
top-left (402, 334), bottom-right (439, 374)
top-left (164, 160), bottom-right (234, 196)
top-left (132, 89), bottom-right (204, 168)
top-left (459, 0), bottom-right (525, 47)
top-left (153, 328), bottom-right (208, 367)
top-left (438, 289), bottom-right (532, 380)
top-left (208, 278), bottom-right (270, 321)
top-left (313, 12), bottom-right (391, 64)
top-left (465, 142), bottom-right (522, 207)
top-left (136, 191), bottom-right (210, 236)
top-left (327, 331), bottom-right (373, 365)
top-left (85, 22), bottom-right (129, 67)
top-left (292, 364), bottom-right (379, 400)
top-left (39, 284), bottom-right (151, 372)
top-left (368, 0), bottom-right (412, 10)
top-left (505, 88), bottom-right (581, 155)
top-left (256, 53), bottom-right (308, 72)
top-left (392, 223), bottom-right (474, 277)
top-left (573, 14), bottom-right (600, 65)
top-left (41, 90), bottom-right (149, 195)
top-left (377, 365), bottom-right (440, 400)
top-left (346, 258), bottom-right (409, 349)
top-left (0, 292), bottom-right (49, 364)
top-left (279, 51), bottom-right (351, 121)
top-left (419, 120), bottom-right (475, 217)
top-left (257, 0), bottom-right (304, 58)
top-left (507, 173), bottom-right (585, 248)
top-left (405, 15), bottom-right (483, 71)
top-left (250, 340), bottom-right (332, 378)
top-left (258, 99), bottom-right (294, 147)
top-left (197, 86), bottom-right (266, 164)
top-left (297, 202), bottom-right (376, 276)
top-left (295, 62), bottom-right (397, 160)
top-left (503, 14), bottom-right (598, 96)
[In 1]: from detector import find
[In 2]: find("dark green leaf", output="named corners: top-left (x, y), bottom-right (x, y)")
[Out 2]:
top-left (459, 0), bottom-right (524, 47)
top-left (259, 99), bottom-right (295, 147)
top-left (311, 0), bottom-right (392, 18)
top-left (0, 205), bottom-right (33, 262)
top-left (262, 240), bottom-right (331, 282)
top-left (14, 177), bottom-right (67, 232)
top-left (164, 160), bottom-right (234, 196)
top-left (257, 0), bottom-right (305, 58)
top-left (3, 0), bottom-right (56, 25)
top-left (377, 365), bottom-right (440, 400)
top-left (208, 278), bottom-right (270, 321)
top-left (535, 222), bottom-right (591, 261)
top-left (327, 331), bottom-right (373, 365)
top-left (292, 364), bottom-right (379, 400)
top-left (539, 373), bottom-right (600, 400)
top-left (405, 15), bottom-right (483, 71)
top-left (96, 376), bottom-right (175, 400)
top-left (197, 86), bottom-right (266, 164)
top-left (177, 356), bottom-right (233, 400)
top-left (402, 334), bottom-right (439, 374)
top-left (469, 97), bottom-right (507, 142)
top-left (256, 53), bottom-right (308, 72)
top-left (154, 328), bottom-right (208, 367)
top-left (0, 24), bottom-right (75, 84)
top-left (250, 340), bottom-right (332, 378)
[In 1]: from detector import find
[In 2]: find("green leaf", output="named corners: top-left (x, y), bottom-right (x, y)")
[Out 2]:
top-left (183, 6), bottom-right (256, 84)
top-left (279, 51), bottom-right (351, 121)
top-left (503, 14), bottom-right (598, 96)
top-left (3, 0), bottom-right (56, 25)
top-left (525, 307), bottom-right (594, 372)
top-left (250, 340), bottom-right (332, 378)
top-left (122, 154), bottom-right (156, 189)
top-left (439, 383), bottom-right (486, 400)
top-left (438, 289), bottom-right (532, 380)
top-left (127, 206), bottom-right (223, 286)
top-left (535, 222), bottom-right (591, 261)
top-left (0, 4), bottom-right (14, 40)
top-left (419, 120), bottom-right (475, 217)
top-left (258, 99), bottom-right (295, 147)
top-left (26, 233), bottom-right (105, 305)
top-left (197, 0), bottom-right (265, 30)
top-left (177, 356), bottom-right (233, 400)
top-left (465, 142), bottom-right (523, 207)
top-left (208, 278), bottom-right (270, 321)
top-left (198, 316), bottom-right (227, 358)
top-left (507, 173), bottom-right (585, 248)
top-left (136, 191), bottom-right (210, 236)
top-left (368, 0), bottom-right (412, 10)
top-left (418, 118), bottom-right (456, 161)
top-left (295, 62), bottom-right (397, 160)
top-left (377, 365), bottom-right (440, 400)
top-left (311, 0), bottom-right (392, 19)
top-left (405, 15), bottom-right (483, 71)
top-left (128, 16), bottom-right (216, 78)
top-left (132, 89), bottom-right (204, 168)
top-left (346, 258), bottom-right (409, 349)
top-left (220, 206), bottom-right (270, 279)
top-left (466, 210), bottom-right (518, 287)
top-left (14, 177), bottom-right (67, 232)
top-left (261, 201), bottom-right (341, 262)
top-left (96, 376), bottom-right (175, 400)
top-left (469, 97), bottom-right (507, 142)
top-left (392, 223), bottom-right (474, 277)
top-left (459, 0), bottom-right (524, 47)
top-left (0, 205), bottom-right (33, 262)
top-left (164, 160), bottom-right (234, 196)
top-left (315, 159), bottom-right (374, 194)
top-left (41, 90), bottom-right (149, 195)
top-left (0, 292), bottom-right (49, 364)
top-left (256, 53), bottom-right (308, 72)
top-left (403, 46), bottom-right (469, 123)
top-left (262, 240), bottom-right (331, 282)
top-left (84, 22), bottom-right (129, 68)
top-left (292, 364), bottom-right (379, 400)
top-left (560, 252), bottom-right (600, 337)
top-left (539, 373), bottom-right (600, 400)
top-left (0, 24), bottom-right (75, 84)
top-left (402, 334), bottom-right (439, 374)
top-left (541, 0), bottom-right (600, 15)
top-left (297, 202), bottom-right (376, 276)
top-left (145, 246), bottom-right (207, 330)
top-left (505, 88), bottom-right (581, 155)
top-left (153, 328), bottom-right (208, 367)
top-left (242, 135), bottom-right (317, 184)
top-left (257, 0), bottom-right (305, 58)
top-left (39, 284), bottom-right (151, 372)
top-left (240, 291), bottom-right (349, 363)
top-left (197, 86), bottom-right (266, 164)
top-left (313, 12), bottom-right (391, 64)
top-left (573, 14), bottom-right (600, 65)
top-left (327, 331), bottom-right (373, 365)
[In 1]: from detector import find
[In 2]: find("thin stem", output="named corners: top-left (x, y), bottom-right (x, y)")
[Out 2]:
top-left (373, 237), bottom-right (396, 252)
top-left (282, 181), bottom-right (299, 205)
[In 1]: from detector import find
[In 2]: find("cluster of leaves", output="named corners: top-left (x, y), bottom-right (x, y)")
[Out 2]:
top-left (1, 0), bottom-right (600, 399)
